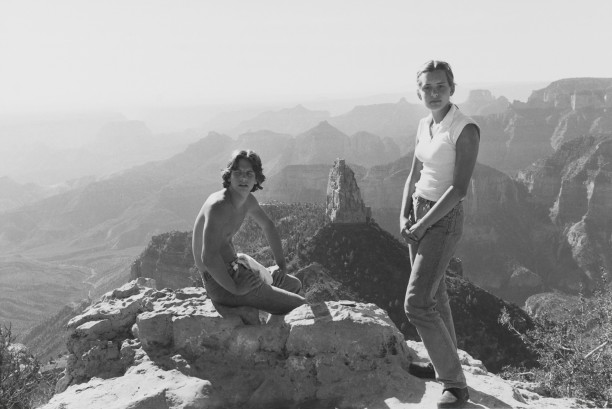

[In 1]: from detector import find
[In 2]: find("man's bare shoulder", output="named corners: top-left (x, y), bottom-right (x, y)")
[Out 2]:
top-left (196, 189), bottom-right (231, 220)
top-left (244, 192), bottom-right (260, 210)
top-left (205, 189), bottom-right (233, 212)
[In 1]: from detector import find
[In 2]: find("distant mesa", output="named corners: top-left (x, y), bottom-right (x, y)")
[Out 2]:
top-left (325, 158), bottom-right (371, 224)
top-left (521, 78), bottom-right (612, 111)
top-left (459, 89), bottom-right (509, 116)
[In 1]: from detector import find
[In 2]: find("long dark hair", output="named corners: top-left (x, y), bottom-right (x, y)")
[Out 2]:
top-left (221, 149), bottom-right (266, 192)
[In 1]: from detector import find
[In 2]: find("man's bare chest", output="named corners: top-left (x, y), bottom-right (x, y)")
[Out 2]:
top-left (223, 210), bottom-right (247, 240)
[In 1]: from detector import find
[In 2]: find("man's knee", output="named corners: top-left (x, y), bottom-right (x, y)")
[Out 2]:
top-left (283, 274), bottom-right (302, 294)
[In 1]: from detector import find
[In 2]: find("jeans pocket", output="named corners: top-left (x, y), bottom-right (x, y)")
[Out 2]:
top-left (444, 204), bottom-right (464, 234)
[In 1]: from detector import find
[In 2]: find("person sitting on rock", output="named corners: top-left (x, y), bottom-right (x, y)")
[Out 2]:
top-left (192, 149), bottom-right (306, 316)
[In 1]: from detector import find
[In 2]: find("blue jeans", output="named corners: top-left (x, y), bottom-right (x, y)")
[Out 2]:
top-left (404, 195), bottom-right (467, 389)
top-left (203, 265), bottom-right (306, 315)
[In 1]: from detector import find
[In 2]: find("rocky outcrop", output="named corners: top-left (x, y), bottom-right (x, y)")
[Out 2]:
top-left (325, 159), bottom-right (371, 223)
top-left (42, 279), bottom-right (585, 409)
top-left (49, 279), bottom-right (415, 408)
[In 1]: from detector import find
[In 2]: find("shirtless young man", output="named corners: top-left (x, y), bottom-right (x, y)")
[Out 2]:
top-left (192, 149), bottom-right (306, 315)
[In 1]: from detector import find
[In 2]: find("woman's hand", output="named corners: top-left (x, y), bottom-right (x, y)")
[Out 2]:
top-left (401, 222), bottom-right (428, 244)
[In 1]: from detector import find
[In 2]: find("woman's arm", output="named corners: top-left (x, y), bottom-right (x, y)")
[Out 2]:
top-left (400, 152), bottom-right (423, 233)
top-left (405, 123), bottom-right (480, 242)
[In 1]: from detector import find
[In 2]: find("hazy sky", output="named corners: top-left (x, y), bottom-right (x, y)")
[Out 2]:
top-left (1, 0), bottom-right (611, 113)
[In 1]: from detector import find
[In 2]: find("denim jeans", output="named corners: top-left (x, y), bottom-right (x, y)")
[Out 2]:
top-left (203, 263), bottom-right (306, 315)
top-left (404, 195), bottom-right (466, 389)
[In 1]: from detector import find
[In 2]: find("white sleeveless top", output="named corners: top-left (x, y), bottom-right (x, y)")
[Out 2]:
top-left (414, 104), bottom-right (479, 202)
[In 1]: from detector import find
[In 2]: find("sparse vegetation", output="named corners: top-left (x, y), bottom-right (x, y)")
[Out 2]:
top-left (233, 201), bottom-right (327, 271)
top-left (0, 324), bottom-right (56, 409)
top-left (500, 278), bottom-right (612, 407)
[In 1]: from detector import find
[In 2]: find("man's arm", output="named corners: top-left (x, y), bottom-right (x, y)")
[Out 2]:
top-left (248, 196), bottom-right (287, 285)
top-left (192, 207), bottom-right (206, 273)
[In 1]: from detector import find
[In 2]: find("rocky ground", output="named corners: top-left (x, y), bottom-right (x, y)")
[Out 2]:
top-left (40, 278), bottom-right (589, 409)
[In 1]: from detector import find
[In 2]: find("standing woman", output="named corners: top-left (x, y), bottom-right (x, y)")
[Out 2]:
top-left (400, 60), bottom-right (479, 408)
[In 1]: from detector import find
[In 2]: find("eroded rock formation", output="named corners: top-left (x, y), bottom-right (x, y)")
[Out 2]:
top-left (326, 158), bottom-right (371, 223)
top-left (518, 135), bottom-right (612, 288)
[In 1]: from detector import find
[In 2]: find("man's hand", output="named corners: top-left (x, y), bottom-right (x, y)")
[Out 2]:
top-left (271, 266), bottom-right (287, 287)
top-left (233, 264), bottom-right (262, 295)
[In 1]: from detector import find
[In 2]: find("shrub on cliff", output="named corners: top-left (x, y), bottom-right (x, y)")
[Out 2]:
top-left (500, 280), bottom-right (612, 406)
top-left (234, 202), bottom-right (326, 270)
top-left (0, 324), bottom-right (54, 409)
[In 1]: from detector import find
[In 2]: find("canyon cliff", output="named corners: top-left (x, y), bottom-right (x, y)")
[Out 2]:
top-left (518, 135), bottom-right (612, 288)
top-left (477, 78), bottom-right (612, 175)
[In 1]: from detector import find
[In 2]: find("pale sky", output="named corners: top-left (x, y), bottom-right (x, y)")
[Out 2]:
top-left (1, 0), bottom-right (611, 113)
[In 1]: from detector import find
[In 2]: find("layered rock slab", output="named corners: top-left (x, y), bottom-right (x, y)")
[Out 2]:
top-left (42, 278), bottom-right (588, 409)
top-left (48, 279), bottom-right (416, 408)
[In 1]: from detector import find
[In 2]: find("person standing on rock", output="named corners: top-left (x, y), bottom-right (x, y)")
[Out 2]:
top-left (192, 149), bottom-right (306, 316)
top-left (400, 60), bottom-right (480, 408)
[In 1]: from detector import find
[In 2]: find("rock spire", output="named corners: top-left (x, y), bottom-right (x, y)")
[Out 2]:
top-left (325, 158), bottom-right (371, 223)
